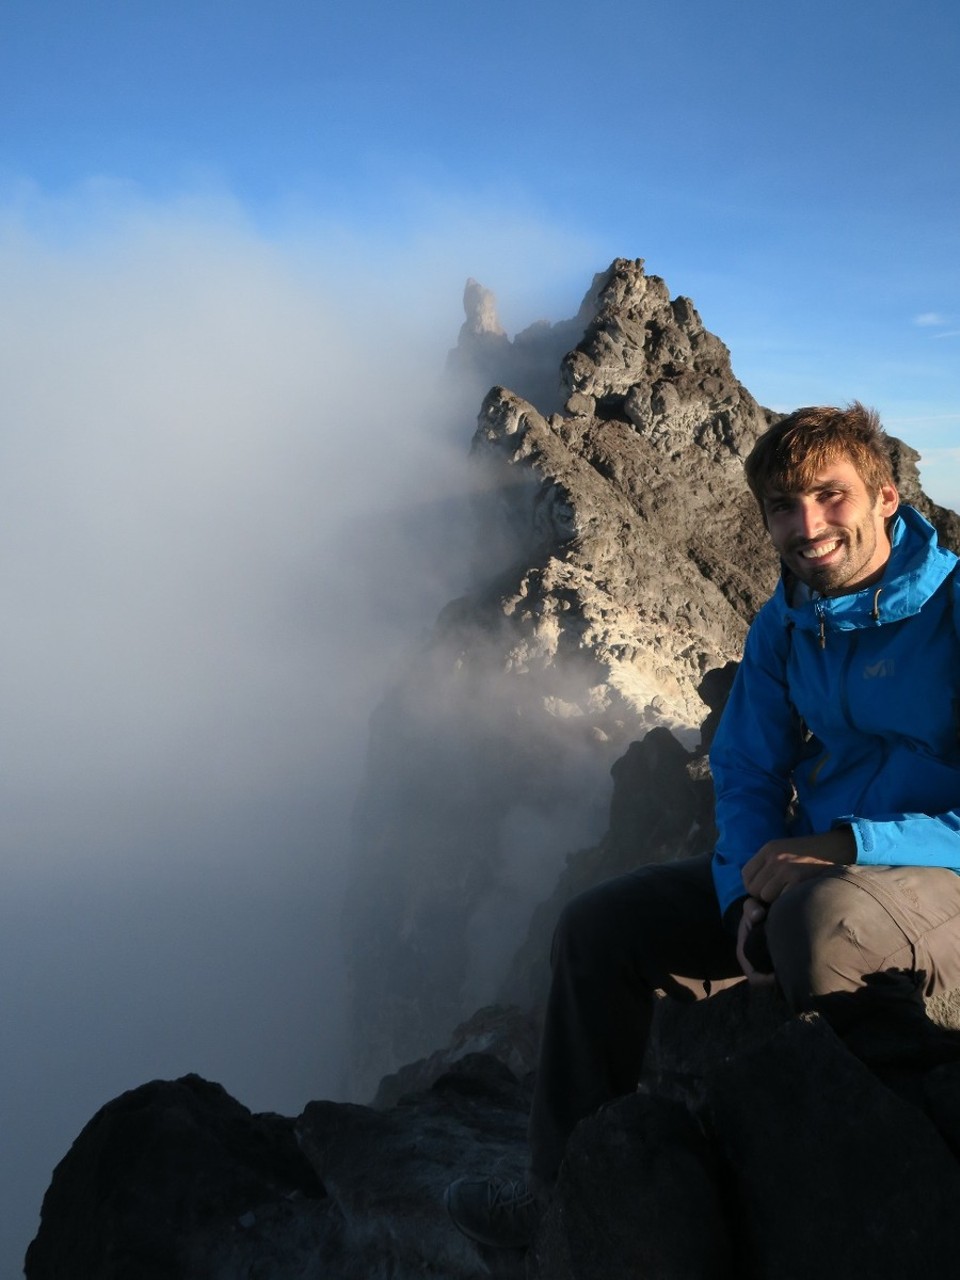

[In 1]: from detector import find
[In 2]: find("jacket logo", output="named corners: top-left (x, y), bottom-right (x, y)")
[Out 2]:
top-left (863, 660), bottom-right (895, 678)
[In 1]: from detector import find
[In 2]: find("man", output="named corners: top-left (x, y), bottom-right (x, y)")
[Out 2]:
top-left (446, 403), bottom-right (960, 1249)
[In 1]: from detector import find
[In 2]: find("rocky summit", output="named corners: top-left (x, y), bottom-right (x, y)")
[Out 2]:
top-left (25, 260), bottom-right (960, 1279)
top-left (345, 260), bottom-right (777, 1099)
top-left (343, 258), bottom-right (960, 1097)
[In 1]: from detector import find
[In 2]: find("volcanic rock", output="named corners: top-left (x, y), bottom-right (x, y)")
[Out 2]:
top-left (29, 986), bottom-right (960, 1280)
top-left (22, 1074), bottom-right (326, 1280)
top-left (445, 276), bottom-right (599, 418)
top-left (705, 1015), bottom-right (960, 1279)
top-left (345, 258), bottom-right (777, 1097)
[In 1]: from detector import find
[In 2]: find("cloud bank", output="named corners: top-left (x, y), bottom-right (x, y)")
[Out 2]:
top-left (0, 182), bottom-right (604, 1272)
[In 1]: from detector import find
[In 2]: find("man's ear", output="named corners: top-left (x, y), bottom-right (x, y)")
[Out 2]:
top-left (878, 483), bottom-right (899, 519)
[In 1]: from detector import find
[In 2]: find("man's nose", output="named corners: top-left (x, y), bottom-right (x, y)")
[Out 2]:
top-left (793, 499), bottom-right (824, 540)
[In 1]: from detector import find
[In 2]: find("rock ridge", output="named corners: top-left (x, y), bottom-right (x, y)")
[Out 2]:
top-left (345, 258), bottom-right (778, 1096)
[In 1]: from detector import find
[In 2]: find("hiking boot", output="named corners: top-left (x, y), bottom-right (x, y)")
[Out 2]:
top-left (444, 1176), bottom-right (543, 1248)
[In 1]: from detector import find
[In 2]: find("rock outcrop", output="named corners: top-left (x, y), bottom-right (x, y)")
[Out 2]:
top-left (345, 259), bottom-right (777, 1097)
top-left (444, 276), bottom-right (599, 418)
top-left (27, 988), bottom-right (960, 1280)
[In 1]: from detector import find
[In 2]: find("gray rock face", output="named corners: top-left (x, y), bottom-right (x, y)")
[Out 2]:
top-left (346, 258), bottom-right (778, 1097)
top-left (445, 275), bottom-right (599, 417)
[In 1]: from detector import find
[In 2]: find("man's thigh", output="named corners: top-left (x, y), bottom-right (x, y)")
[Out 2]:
top-left (558, 853), bottom-right (742, 998)
top-left (846, 864), bottom-right (960, 995)
top-left (768, 863), bottom-right (960, 999)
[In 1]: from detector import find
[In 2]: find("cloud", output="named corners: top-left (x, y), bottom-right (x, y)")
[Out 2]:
top-left (0, 180), bottom-right (604, 1274)
top-left (910, 312), bottom-right (959, 337)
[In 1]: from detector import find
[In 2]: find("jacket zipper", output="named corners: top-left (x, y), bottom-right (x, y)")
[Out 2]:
top-left (834, 626), bottom-right (889, 812)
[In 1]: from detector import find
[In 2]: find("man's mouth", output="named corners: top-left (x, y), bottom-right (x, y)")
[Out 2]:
top-left (797, 538), bottom-right (842, 561)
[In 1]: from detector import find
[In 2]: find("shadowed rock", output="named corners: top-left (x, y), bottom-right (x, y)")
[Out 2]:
top-left (372, 1003), bottom-right (541, 1110)
top-left (531, 1090), bottom-right (732, 1280)
top-left (296, 1055), bottom-right (532, 1280)
top-left (27, 992), bottom-right (960, 1279)
top-left (706, 1016), bottom-right (960, 1279)
top-left (23, 1074), bottom-right (327, 1280)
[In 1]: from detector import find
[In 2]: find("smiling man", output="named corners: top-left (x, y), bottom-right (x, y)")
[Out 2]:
top-left (446, 403), bottom-right (960, 1250)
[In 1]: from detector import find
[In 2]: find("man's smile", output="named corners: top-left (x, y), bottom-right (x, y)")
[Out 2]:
top-left (796, 538), bottom-right (842, 561)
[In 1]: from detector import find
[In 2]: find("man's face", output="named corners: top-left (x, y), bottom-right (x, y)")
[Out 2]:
top-left (762, 458), bottom-right (899, 596)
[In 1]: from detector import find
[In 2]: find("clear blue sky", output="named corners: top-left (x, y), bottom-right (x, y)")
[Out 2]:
top-left (2, 0), bottom-right (958, 499)
top-left (1, 1), bottom-right (958, 1274)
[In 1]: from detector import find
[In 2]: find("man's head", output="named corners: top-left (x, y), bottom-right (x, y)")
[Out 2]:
top-left (745, 403), bottom-right (900, 596)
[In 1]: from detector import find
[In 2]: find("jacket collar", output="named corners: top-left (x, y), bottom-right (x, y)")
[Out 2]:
top-left (773, 504), bottom-right (957, 635)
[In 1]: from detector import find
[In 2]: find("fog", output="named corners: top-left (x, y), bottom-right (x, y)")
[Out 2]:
top-left (0, 189), bottom-right (595, 1274)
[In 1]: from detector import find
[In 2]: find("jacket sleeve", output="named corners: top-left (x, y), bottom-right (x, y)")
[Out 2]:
top-left (840, 812), bottom-right (960, 869)
top-left (709, 605), bottom-right (803, 917)
top-left (840, 564), bottom-right (960, 871)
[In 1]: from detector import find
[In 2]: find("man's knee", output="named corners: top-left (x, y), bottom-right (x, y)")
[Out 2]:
top-left (765, 871), bottom-right (878, 1007)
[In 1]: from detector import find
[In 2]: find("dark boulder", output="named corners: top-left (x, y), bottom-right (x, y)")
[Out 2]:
top-left (706, 1015), bottom-right (960, 1279)
top-left (24, 1074), bottom-right (326, 1280)
top-left (531, 1090), bottom-right (732, 1280)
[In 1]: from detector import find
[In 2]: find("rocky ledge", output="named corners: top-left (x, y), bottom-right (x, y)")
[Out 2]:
top-left (24, 686), bottom-right (960, 1278)
top-left (25, 984), bottom-right (960, 1279)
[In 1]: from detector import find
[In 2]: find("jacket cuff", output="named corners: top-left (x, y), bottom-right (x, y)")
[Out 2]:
top-left (833, 816), bottom-right (864, 862)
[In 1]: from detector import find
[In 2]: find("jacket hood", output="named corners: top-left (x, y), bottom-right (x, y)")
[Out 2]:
top-left (772, 504), bottom-right (957, 636)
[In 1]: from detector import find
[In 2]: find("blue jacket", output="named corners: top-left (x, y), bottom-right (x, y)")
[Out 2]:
top-left (711, 504), bottom-right (960, 918)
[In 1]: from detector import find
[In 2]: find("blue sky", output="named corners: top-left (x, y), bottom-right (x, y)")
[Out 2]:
top-left (1, 1), bottom-right (958, 1274)
top-left (2, 0), bottom-right (958, 494)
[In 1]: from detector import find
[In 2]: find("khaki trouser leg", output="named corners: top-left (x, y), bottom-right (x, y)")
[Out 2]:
top-left (766, 863), bottom-right (960, 1027)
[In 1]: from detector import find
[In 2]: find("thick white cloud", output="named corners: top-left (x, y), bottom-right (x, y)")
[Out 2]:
top-left (0, 184), bottom-right (604, 1272)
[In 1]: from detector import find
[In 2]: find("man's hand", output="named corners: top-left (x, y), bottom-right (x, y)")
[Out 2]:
top-left (736, 897), bottom-right (775, 986)
top-left (742, 829), bottom-right (856, 904)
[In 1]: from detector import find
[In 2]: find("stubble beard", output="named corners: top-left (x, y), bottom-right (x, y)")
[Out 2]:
top-left (789, 522), bottom-right (879, 595)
